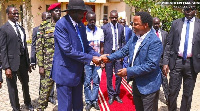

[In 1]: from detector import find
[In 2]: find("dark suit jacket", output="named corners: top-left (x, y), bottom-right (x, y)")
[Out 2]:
top-left (31, 26), bottom-right (39, 64)
top-left (101, 23), bottom-right (125, 54)
top-left (125, 26), bottom-right (132, 43)
top-left (0, 22), bottom-right (30, 72)
top-left (0, 28), bottom-right (2, 82)
top-left (50, 15), bottom-right (99, 86)
top-left (163, 17), bottom-right (200, 73)
top-left (160, 29), bottom-right (168, 66)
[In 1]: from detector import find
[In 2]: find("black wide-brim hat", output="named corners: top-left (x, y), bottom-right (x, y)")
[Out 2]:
top-left (62, 0), bottom-right (87, 12)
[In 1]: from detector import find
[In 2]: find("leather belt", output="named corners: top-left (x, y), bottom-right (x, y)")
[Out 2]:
top-left (177, 56), bottom-right (192, 59)
top-left (112, 50), bottom-right (115, 53)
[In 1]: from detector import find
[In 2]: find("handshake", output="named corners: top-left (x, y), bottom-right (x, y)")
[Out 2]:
top-left (92, 54), bottom-right (110, 66)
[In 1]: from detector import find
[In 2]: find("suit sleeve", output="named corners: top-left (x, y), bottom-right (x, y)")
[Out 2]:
top-left (108, 38), bottom-right (131, 60)
top-left (54, 21), bottom-right (97, 65)
top-left (31, 27), bottom-right (38, 64)
top-left (36, 26), bottom-right (45, 67)
top-left (0, 28), bottom-right (10, 70)
top-left (162, 21), bottom-right (175, 65)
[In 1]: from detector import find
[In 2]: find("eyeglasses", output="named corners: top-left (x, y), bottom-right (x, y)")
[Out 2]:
top-left (9, 13), bottom-right (19, 15)
top-left (184, 7), bottom-right (196, 11)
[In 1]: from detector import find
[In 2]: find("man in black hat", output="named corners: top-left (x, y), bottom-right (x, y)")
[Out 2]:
top-left (162, 2), bottom-right (200, 111)
top-left (50, 0), bottom-right (101, 110)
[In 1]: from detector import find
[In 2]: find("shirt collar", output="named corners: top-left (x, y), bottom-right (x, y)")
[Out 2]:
top-left (110, 22), bottom-right (117, 28)
top-left (8, 20), bottom-right (19, 26)
top-left (69, 15), bottom-right (77, 27)
top-left (152, 28), bottom-right (160, 33)
top-left (185, 17), bottom-right (195, 22)
top-left (86, 25), bottom-right (97, 32)
top-left (137, 29), bottom-right (151, 40)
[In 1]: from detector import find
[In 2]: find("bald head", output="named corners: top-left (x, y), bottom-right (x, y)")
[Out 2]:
top-left (153, 17), bottom-right (160, 31)
top-left (41, 12), bottom-right (51, 21)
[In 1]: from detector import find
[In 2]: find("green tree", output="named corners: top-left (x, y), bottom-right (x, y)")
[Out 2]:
top-left (124, 0), bottom-right (184, 32)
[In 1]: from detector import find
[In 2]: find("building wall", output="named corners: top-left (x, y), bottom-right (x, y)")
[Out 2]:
top-left (31, 0), bottom-right (58, 27)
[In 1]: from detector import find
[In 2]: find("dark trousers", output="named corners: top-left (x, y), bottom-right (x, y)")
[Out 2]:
top-left (6, 55), bottom-right (31, 111)
top-left (56, 82), bottom-right (83, 111)
top-left (105, 59), bottom-right (123, 98)
top-left (168, 57), bottom-right (197, 111)
top-left (132, 80), bottom-right (159, 111)
top-left (161, 70), bottom-right (169, 103)
top-left (0, 63), bottom-right (2, 82)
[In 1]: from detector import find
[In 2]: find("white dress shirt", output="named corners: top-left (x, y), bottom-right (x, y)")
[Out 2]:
top-left (131, 30), bottom-right (151, 66)
top-left (110, 23), bottom-right (119, 50)
top-left (8, 20), bottom-right (24, 46)
top-left (178, 17), bottom-right (195, 57)
top-left (153, 28), bottom-right (163, 42)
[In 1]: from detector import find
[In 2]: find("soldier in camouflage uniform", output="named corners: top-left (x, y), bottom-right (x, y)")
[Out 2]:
top-left (36, 3), bottom-right (61, 111)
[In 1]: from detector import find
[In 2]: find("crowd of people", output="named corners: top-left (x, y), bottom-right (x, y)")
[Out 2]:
top-left (0, 0), bottom-right (200, 111)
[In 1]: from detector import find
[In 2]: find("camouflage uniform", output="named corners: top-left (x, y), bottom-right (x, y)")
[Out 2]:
top-left (36, 19), bottom-right (55, 109)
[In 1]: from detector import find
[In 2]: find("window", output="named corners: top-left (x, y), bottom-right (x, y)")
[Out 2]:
top-left (103, 6), bottom-right (108, 19)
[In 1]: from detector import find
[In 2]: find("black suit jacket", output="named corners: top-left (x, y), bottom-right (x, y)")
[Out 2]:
top-left (160, 29), bottom-right (168, 66)
top-left (163, 17), bottom-right (200, 73)
top-left (31, 26), bottom-right (39, 64)
top-left (0, 28), bottom-right (2, 82)
top-left (0, 22), bottom-right (30, 72)
top-left (101, 23), bottom-right (125, 54)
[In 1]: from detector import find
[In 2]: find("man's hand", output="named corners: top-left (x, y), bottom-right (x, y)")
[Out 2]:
top-left (162, 65), bottom-right (169, 76)
top-left (28, 65), bottom-right (32, 73)
top-left (92, 56), bottom-right (101, 66)
top-left (30, 64), bottom-right (36, 70)
top-left (116, 68), bottom-right (127, 77)
top-left (0, 82), bottom-right (2, 89)
top-left (100, 54), bottom-right (110, 63)
top-left (39, 67), bottom-right (45, 76)
top-left (5, 68), bottom-right (12, 79)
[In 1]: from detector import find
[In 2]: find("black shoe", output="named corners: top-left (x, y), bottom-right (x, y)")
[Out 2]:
top-left (26, 104), bottom-right (34, 111)
top-left (49, 97), bottom-right (56, 105)
top-left (85, 103), bottom-right (92, 111)
top-left (108, 96), bottom-right (114, 104)
top-left (93, 102), bottom-right (100, 110)
top-left (115, 96), bottom-right (123, 103)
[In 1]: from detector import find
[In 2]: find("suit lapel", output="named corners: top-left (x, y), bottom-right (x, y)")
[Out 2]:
top-left (129, 35), bottom-right (138, 65)
top-left (192, 17), bottom-right (199, 44)
top-left (6, 22), bottom-right (18, 37)
top-left (177, 18), bottom-right (184, 41)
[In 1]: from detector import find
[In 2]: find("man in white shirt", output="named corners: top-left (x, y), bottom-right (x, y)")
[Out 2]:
top-left (84, 11), bottom-right (104, 111)
top-left (162, 4), bottom-right (200, 111)
top-left (0, 6), bottom-right (33, 111)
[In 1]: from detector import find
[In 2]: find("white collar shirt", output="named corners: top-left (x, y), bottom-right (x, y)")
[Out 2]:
top-left (8, 20), bottom-right (24, 46)
top-left (132, 30), bottom-right (150, 66)
top-left (110, 22), bottom-right (119, 50)
top-left (153, 28), bottom-right (162, 42)
top-left (178, 17), bottom-right (195, 57)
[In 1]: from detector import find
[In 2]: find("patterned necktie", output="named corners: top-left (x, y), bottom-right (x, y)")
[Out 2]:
top-left (114, 25), bottom-right (118, 50)
top-left (183, 20), bottom-right (190, 60)
top-left (156, 30), bottom-right (159, 38)
top-left (15, 24), bottom-right (21, 39)
top-left (75, 24), bottom-right (84, 52)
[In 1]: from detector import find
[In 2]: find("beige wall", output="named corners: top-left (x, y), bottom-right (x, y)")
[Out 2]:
top-left (31, 0), bottom-right (58, 27)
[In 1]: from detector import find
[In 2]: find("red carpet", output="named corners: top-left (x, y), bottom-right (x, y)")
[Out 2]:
top-left (98, 69), bottom-right (136, 111)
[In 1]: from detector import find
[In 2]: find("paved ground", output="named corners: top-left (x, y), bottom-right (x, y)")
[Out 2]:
top-left (0, 46), bottom-right (200, 111)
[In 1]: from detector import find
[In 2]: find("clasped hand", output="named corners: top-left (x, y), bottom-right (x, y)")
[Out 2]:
top-left (92, 54), bottom-right (110, 66)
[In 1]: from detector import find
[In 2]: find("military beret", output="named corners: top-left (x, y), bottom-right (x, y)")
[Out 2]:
top-left (48, 3), bottom-right (61, 11)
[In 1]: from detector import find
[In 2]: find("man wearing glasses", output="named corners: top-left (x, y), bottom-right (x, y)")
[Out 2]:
top-left (162, 3), bottom-right (200, 111)
top-left (0, 6), bottom-right (33, 111)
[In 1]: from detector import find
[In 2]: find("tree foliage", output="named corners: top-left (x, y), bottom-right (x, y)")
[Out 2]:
top-left (124, 0), bottom-right (184, 32)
